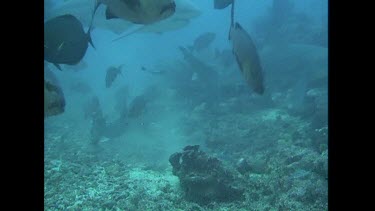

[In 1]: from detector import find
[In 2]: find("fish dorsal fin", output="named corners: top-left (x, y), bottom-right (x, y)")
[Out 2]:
top-left (106, 8), bottom-right (120, 20)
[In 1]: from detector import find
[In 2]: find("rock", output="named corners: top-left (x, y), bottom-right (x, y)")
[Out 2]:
top-left (169, 145), bottom-right (244, 205)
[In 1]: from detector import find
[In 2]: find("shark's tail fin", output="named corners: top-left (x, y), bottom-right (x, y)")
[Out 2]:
top-left (228, 0), bottom-right (235, 40)
top-left (87, 0), bottom-right (102, 49)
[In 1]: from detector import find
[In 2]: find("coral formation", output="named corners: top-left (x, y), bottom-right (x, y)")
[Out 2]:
top-left (169, 145), bottom-right (244, 205)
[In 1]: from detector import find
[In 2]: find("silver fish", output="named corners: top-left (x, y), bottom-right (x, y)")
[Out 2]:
top-left (229, 22), bottom-right (264, 94)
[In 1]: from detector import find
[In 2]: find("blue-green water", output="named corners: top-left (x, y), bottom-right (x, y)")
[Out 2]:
top-left (44, 0), bottom-right (328, 210)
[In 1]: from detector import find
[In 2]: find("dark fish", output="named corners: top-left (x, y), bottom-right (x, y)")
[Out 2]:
top-left (178, 46), bottom-right (218, 81)
top-left (88, 96), bottom-right (106, 144)
top-left (95, 0), bottom-right (176, 25)
top-left (105, 65), bottom-right (123, 88)
top-left (127, 95), bottom-right (147, 118)
top-left (190, 32), bottom-right (216, 51)
top-left (44, 79), bottom-right (65, 118)
top-left (83, 96), bottom-right (102, 120)
top-left (44, 14), bottom-right (95, 70)
top-left (114, 85), bottom-right (130, 116)
top-left (214, 0), bottom-right (233, 9)
top-left (229, 22), bottom-right (264, 95)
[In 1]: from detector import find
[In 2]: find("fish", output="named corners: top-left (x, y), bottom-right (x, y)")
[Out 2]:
top-left (214, 0), bottom-right (233, 9)
top-left (105, 65), bottom-right (123, 88)
top-left (46, 0), bottom-right (201, 35)
top-left (133, 0), bottom-right (201, 34)
top-left (229, 22), bottom-right (264, 95)
top-left (127, 95), bottom-right (147, 118)
top-left (44, 80), bottom-right (66, 118)
top-left (44, 14), bottom-right (95, 70)
top-left (189, 32), bottom-right (216, 52)
top-left (178, 46), bottom-right (217, 80)
top-left (114, 85), bottom-right (130, 118)
top-left (95, 0), bottom-right (176, 25)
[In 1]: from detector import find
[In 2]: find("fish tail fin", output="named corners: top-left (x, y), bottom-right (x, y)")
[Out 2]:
top-left (228, 0), bottom-right (235, 40)
top-left (86, 0), bottom-right (101, 49)
top-left (93, 0), bottom-right (102, 18)
top-left (231, 0), bottom-right (235, 27)
top-left (87, 10), bottom-right (96, 49)
top-left (86, 29), bottom-right (95, 49)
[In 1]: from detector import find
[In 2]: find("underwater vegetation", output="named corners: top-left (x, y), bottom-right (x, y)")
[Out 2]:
top-left (44, 0), bottom-right (327, 210)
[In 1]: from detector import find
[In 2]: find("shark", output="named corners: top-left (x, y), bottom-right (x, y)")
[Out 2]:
top-left (45, 0), bottom-right (201, 35)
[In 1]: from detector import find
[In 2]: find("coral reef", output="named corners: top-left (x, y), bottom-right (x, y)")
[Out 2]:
top-left (45, 101), bottom-right (328, 210)
top-left (169, 145), bottom-right (244, 205)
